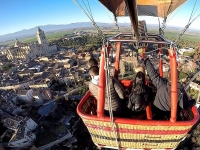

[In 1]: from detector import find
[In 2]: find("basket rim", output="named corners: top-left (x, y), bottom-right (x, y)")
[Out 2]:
top-left (77, 91), bottom-right (199, 126)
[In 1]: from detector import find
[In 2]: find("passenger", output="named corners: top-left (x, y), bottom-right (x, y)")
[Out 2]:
top-left (135, 65), bottom-right (145, 74)
top-left (88, 66), bottom-right (127, 117)
top-left (138, 57), bottom-right (195, 120)
top-left (127, 71), bottom-right (152, 116)
top-left (88, 58), bottom-right (98, 67)
top-left (135, 65), bottom-right (157, 94)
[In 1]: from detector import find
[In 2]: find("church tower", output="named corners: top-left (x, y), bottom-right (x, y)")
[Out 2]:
top-left (36, 27), bottom-right (47, 45)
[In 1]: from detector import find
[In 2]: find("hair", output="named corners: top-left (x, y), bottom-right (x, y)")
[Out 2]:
top-left (88, 58), bottom-right (98, 67)
top-left (133, 72), bottom-right (146, 94)
top-left (89, 66), bottom-right (99, 76)
top-left (135, 65), bottom-right (145, 74)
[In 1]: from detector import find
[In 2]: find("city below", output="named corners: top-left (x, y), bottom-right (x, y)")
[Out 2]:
top-left (0, 25), bottom-right (199, 149)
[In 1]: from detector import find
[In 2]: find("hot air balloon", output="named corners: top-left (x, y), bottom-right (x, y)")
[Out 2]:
top-left (76, 0), bottom-right (199, 149)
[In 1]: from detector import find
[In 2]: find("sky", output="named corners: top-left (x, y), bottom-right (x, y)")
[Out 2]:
top-left (0, 0), bottom-right (200, 35)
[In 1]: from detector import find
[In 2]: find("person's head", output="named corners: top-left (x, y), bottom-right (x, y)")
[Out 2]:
top-left (89, 66), bottom-right (99, 79)
top-left (135, 65), bottom-right (145, 74)
top-left (133, 71), bottom-right (146, 94)
top-left (88, 58), bottom-right (98, 67)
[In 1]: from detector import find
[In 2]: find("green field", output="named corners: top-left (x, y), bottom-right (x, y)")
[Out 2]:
top-left (22, 30), bottom-right (74, 43)
top-left (148, 29), bottom-right (200, 42)
top-left (4, 30), bottom-right (74, 45)
top-left (21, 37), bottom-right (37, 43)
top-left (46, 30), bottom-right (73, 39)
top-left (3, 28), bottom-right (200, 46)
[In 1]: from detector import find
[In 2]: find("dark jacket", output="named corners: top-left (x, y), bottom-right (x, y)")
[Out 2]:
top-left (128, 86), bottom-right (151, 112)
top-left (89, 76), bottom-right (125, 115)
top-left (144, 58), bottom-right (190, 111)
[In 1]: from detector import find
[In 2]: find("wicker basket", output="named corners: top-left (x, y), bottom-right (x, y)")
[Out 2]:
top-left (77, 90), bottom-right (199, 149)
top-left (76, 35), bottom-right (199, 149)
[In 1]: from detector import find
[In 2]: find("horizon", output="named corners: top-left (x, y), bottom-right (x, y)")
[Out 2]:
top-left (1, 21), bottom-right (200, 37)
top-left (1, 0), bottom-right (200, 36)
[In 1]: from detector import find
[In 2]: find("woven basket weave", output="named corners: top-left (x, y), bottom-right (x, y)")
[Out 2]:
top-left (77, 91), bottom-right (199, 149)
top-left (83, 119), bottom-right (191, 149)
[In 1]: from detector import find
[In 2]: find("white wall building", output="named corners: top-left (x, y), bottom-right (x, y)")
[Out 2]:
top-left (0, 101), bottom-right (23, 115)
top-left (5, 27), bottom-right (57, 61)
top-left (17, 89), bottom-right (34, 102)
top-left (178, 47), bottom-right (194, 55)
top-left (7, 117), bottom-right (38, 148)
top-left (17, 89), bottom-right (43, 104)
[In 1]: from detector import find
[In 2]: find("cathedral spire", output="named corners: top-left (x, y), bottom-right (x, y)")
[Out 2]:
top-left (14, 38), bottom-right (21, 47)
top-left (37, 27), bottom-right (42, 34)
top-left (36, 27), bottom-right (47, 45)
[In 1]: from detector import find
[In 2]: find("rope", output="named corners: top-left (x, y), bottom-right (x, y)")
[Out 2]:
top-left (114, 15), bottom-right (120, 34)
top-left (95, 0), bottom-right (117, 25)
top-left (173, 0), bottom-right (199, 44)
top-left (162, 0), bottom-right (182, 32)
top-left (104, 45), bottom-right (120, 149)
top-left (131, 24), bottom-right (139, 50)
top-left (72, 0), bottom-right (104, 39)
top-left (187, 0), bottom-right (198, 24)
top-left (86, 0), bottom-right (93, 18)
top-left (165, 0), bottom-right (174, 19)
top-left (158, 18), bottom-right (164, 36)
top-left (161, 1), bottom-right (187, 34)
top-left (174, 12), bottom-right (200, 44)
top-left (161, 18), bottom-right (167, 34)
top-left (105, 0), bottom-right (120, 34)
top-left (167, 6), bottom-right (181, 26)
top-left (95, 0), bottom-right (121, 35)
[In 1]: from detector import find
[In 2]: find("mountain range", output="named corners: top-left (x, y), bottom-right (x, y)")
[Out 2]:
top-left (0, 22), bottom-right (199, 43)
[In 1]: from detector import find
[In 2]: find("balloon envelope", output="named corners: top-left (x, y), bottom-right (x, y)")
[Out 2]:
top-left (99, 0), bottom-right (187, 18)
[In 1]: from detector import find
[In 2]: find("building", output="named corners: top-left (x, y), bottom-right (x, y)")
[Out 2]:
top-left (1, 113), bottom-right (23, 131)
top-left (7, 117), bottom-right (38, 148)
top-left (17, 89), bottom-right (33, 102)
top-left (178, 47), bottom-right (194, 55)
top-left (16, 89), bottom-right (44, 104)
top-left (0, 101), bottom-right (23, 115)
top-left (1, 90), bottom-right (15, 101)
top-left (4, 27), bottom-right (57, 61)
top-left (38, 101), bottom-right (57, 116)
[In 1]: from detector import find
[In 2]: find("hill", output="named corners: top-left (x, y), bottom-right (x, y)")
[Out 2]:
top-left (1, 22), bottom-right (200, 43)
top-left (0, 22), bottom-right (130, 43)
top-left (0, 22), bottom-right (200, 42)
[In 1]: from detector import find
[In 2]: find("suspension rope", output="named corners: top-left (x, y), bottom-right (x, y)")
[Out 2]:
top-left (131, 24), bottom-right (140, 50)
top-left (162, 1), bottom-right (188, 33)
top-left (161, 0), bottom-right (178, 32)
top-left (187, 0), bottom-right (198, 24)
top-left (165, 0), bottom-right (174, 19)
top-left (95, 0), bottom-right (117, 25)
top-left (86, 0), bottom-right (94, 18)
top-left (104, 44), bottom-right (120, 149)
top-left (158, 18), bottom-right (164, 36)
top-left (167, 6), bottom-right (181, 25)
top-left (107, 0), bottom-right (120, 34)
top-left (72, 0), bottom-right (104, 38)
top-left (81, 0), bottom-right (94, 20)
top-left (172, 0), bottom-right (199, 44)
top-left (174, 12), bottom-right (200, 44)
top-left (114, 15), bottom-right (120, 34)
